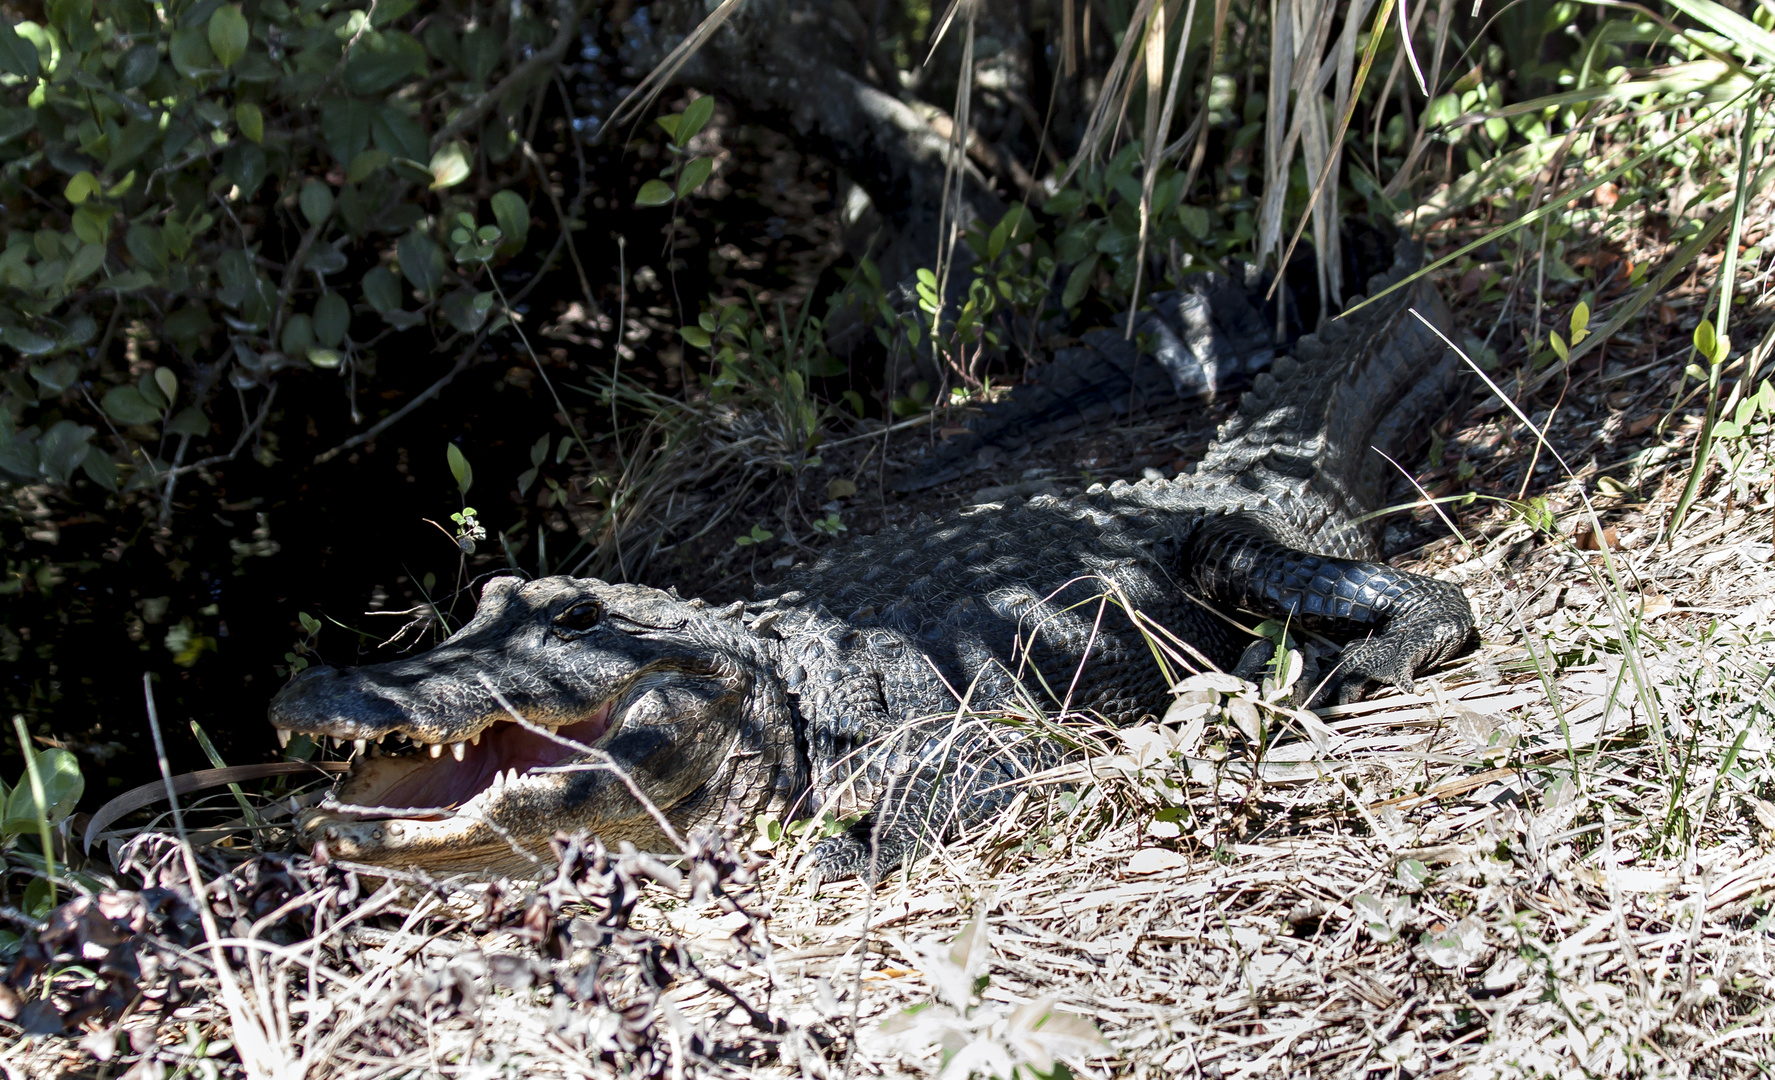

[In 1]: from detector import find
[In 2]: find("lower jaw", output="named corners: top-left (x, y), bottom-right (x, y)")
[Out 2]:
top-left (299, 806), bottom-right (524, 872)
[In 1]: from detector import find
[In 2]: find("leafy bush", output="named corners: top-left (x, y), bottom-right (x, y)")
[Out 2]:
top-left (0, 0), bottom-right (565, 507)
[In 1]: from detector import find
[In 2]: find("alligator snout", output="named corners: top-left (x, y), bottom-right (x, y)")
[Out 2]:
top-left (270, 663), bottom-right (430, 742)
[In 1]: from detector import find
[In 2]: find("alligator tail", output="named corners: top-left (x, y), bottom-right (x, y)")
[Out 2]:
top-left (893, 260), bottom-right (1298, 491)
top-left (1195, 239), bottom-right (1464, 559)
top-left (893, 220), bottom-right (1404, 493)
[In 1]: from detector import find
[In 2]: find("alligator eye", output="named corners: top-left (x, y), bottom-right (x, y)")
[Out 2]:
top-left (553, 600), bottom-right (604, 632)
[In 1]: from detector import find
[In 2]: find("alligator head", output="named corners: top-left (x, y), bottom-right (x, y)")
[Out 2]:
top-left (268, 576), bottom-right (797, 876)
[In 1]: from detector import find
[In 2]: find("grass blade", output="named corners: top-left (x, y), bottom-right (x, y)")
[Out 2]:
top-left (1669, 97), bottom-right (1761, 537)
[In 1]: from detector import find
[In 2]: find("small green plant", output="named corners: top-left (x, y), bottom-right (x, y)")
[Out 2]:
top-left (734, 523), bottom-right (773, 548)
top-left (1043, 141), bottom-right (1241, 312)
top-left (3, 714), bottom-right (86, 923)
top-left (448, 507), bottom-right (486, 551)
top-left (283, 611), bottom-right (322, 676)
top-left (679, 296), bottom-right (842, 472)
top-left (750, 810), bottom-right (855, 849)
top-left (899, 205), bottom-right (1054, 388)
top-left (635, 96), bottom-right (717, 208)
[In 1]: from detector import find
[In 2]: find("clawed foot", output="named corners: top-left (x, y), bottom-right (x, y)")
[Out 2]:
top-left (1317, 591), bottom-right (1474, 705)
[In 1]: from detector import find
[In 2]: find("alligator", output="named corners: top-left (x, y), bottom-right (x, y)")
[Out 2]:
top-left (269, 239), bottom-right (1475, 881)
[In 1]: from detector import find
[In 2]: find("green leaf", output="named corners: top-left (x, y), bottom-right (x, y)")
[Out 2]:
top-left (154, 367), bottom-right (178, 406)
top-left (490, 190), bottom-right (530, 249)
top-left (459, 28), bottom-right (500, 84)
top-left (1062, 253), bottom-right (1100, 309)
top-left (65, 241), bottom-right (105, 285)
top-left (37, 420), bottom-right (93, 485)
top-left (1043, 189), bottom-right (1085, 217)
top-left (306, 348), bottom-right (342, 368)
top-left (72, 204), bottom-right (111, 245)
top-left (1177, 204), bottom-right (1211, 239)
top-left (987, 217), bottom-right (1010, 261)
top-left (397, 230), bottom-right (444, 296)
top-left (166, 406), bottom-right (210, 436)
top-left (118, 40), bottom-right (157, 88)
top-left (655, 114), bottom-right (680, 138)
top-left (138, 371), bottom-right (167, 410)
top-left (82, 451), bottom-right (118, 491)
top-left (3, 749), bottom-right (84, 835)
top-left (313, 291), bottom-right (350, 347)
top-left (6, 327), bottom-right (57, 356)
top-left (1000, 204), bottom-right (1036, 244)
top-left (679, 325), bottom-right (712, 348)
top-left (446, 443), bottom-right (473, 496)
top-left (300, 180), bottom-right (334, 227)
top-left (0, 106), bottom-right (34, 143)
top-left (676, 95), bottom-right (715, 145)
top-left (439, 288), bottom-right (493, 333)
top-left (236, 101), bottom-right (263, 143)
top-left (105, 117), bottom-right (159, 173)
top-left (347, 149), bottom-right (391, 183)
top-left (635, 179), bottom-right (675, 207)
top-left (1695, 318), bottom-right (1720, 364)
top-left (209, 4), bottom-right (248, 68)
top-left (320, 97), bottom-right (373, 166)
top-left (169, 25), bottom-right (217, 79)
top-left (343, 30), bottom-right (427, 95)
top-left (1664, 0), bottom-right (1775, 66)
top-left (0, 20), bottom-right (40, 80)
top-left (362, 265), bottom-right (402, 312)
top-left (428, 141), bottom-right (471, 190)
top-left (281, 313), bottom-right (315, 355)
top-left (676, 156), bottom-right (714, 199)
top-left (64, 171), bottom-right (98, 204)
top-left (102, 385), bottom-right (164, 425)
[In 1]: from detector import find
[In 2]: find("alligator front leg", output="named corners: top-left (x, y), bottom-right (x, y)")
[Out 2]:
top-left (806, 719), bottom-right (1064, 886)
top-left (1190, 516), bottom-right (1474, 703)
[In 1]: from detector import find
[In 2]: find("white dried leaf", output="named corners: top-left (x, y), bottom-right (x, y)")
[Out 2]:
top-left (1126, 848), bottom-right (1188, 875)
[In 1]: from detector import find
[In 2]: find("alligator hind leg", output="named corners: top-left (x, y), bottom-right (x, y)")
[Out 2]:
top-left (1190, 516), bottom-right (1474, 704)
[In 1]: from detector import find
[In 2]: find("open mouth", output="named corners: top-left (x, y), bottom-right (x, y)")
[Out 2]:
top-left (286, 703), bottom-right (615, 817)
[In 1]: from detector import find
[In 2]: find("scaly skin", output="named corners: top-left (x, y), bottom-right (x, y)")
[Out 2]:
top-left (268, 240), bottom-right (1475, 882)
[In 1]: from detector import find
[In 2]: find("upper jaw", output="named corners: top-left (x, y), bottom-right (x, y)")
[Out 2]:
top-left (267, 661), bottom-right (600, 754)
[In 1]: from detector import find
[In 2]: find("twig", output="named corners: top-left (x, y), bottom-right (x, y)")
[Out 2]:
top-left (430, 0), bottom-right (582, 154)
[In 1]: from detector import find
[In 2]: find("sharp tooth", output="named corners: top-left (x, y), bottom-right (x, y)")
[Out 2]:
top-left (353, 739), bottom-right (367, 755)
top-left (277, 729), bottom-right (292, 749)
top-left (375, 733), bottom-right (387, 745)
top-left (429, 743), bottom-right (443, 758)
top-left (470, 731), bottom-right (481, 746)
top-left (450, 741), bottom-right (466, 761)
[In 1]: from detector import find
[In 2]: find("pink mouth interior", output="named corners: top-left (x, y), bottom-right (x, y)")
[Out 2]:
top-left (359, 707), bottom-right (612, 812)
